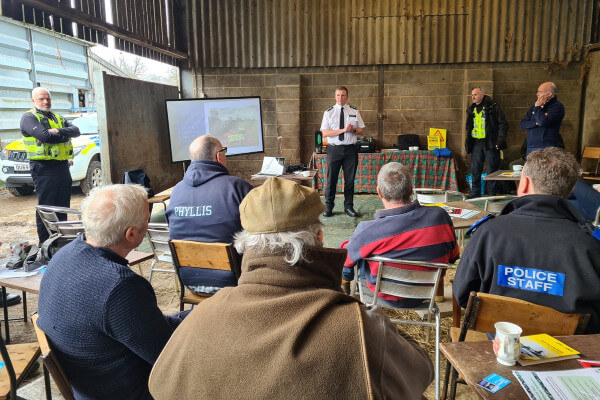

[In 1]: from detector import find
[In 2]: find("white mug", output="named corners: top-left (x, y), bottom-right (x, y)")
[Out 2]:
top-left (512, 164), bottom-right (523, 172)
top-left (493, 322), bottom-right (522, 366)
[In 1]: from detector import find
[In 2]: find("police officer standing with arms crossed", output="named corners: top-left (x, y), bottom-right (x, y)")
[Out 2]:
top-left (320, 86), bottom-right (365, 217)
top-left (21, 87), bottom-right (80, 244)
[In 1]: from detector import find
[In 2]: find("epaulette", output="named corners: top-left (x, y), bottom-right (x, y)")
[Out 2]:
top-left (326, 106), bottom-right (334, 111)
top-left (349, 105), bottom-right (358, 110)
top-left (578, 221), bottom-right (600, 242)
top-left (466, 214), bottom-right (495, 238)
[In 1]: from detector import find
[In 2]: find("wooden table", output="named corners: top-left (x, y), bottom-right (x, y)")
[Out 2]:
top-left (0, 274), bottom-right (42, 343)
top-left (440, 334), bottom-right (600, 399)
top-left (484, 170), bottom-right (522, 181)
top-left (250, 170), bottom-right (317, 187)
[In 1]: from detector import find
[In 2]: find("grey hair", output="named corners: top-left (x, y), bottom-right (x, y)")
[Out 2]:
top-left (82, 184), bottom-right (149, 247)
top-left (523, 147), bottom-right (578, 198)
top-left (472, 87), bottom-right (484, 94)
top-left (377, 162), bottom-right (413, 203)
top-left (189, 135), bottom-right (221, 161)
top-left (548, 82), bottom-right (557, 94)
top-left (32, 87), bottom-right (51, 99)
top-left (233, 222), bottom-right (323, 266)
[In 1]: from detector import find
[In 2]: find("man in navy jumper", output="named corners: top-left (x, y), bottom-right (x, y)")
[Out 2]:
top-left (166, 135), bottom-right (253, 295)
top-left (38, 184), bottom-right (188, 400)
top-left (520, 81), bottom-right (565, 156)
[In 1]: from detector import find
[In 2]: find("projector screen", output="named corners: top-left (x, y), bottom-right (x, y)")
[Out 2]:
top-left (165, 97), bottom-right (264, 162)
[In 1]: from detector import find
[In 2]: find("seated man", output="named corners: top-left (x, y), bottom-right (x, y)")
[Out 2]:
top-left (166, 134), bottom-right (253, 294)
top-left (38, 184), bottom-right (188, 400)
top-left (454, 147), bottom-right (600, 333)
top-left (341, 162), bottom-right (459, 306)
top-left (568, 178), bottom-right (600, 221)
top-left (149, 178), bottom-right (433, 399)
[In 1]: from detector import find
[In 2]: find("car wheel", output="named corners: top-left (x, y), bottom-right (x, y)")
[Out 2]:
top-left (7, 185), bottom-right (35, 197)
top-left (81, 160), bottom-right (102, 195)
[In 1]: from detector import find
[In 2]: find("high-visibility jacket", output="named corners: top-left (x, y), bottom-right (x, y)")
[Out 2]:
top-left (22, 108), bottom-right (73, 160)
top-left (471, 107), bottom-right (486, 139)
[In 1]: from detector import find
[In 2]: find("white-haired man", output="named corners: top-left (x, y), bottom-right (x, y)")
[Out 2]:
top-left (454, 148), bottom-right (600, 333)
top-left (38, 184), bottom-right (188, 400)
top-left (166, 134), bottom-right (253, 294)
top-left (150, 177), bottom-right (433, 399)
top-left (20, 87), bottom-right (81, 244)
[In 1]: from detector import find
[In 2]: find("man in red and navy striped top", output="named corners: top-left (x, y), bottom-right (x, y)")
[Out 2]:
top-left (341, 162), bottom-right (459, 307)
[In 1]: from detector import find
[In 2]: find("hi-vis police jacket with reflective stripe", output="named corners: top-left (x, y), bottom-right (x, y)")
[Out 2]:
top-left (22, 109), bottom-right (74, 161)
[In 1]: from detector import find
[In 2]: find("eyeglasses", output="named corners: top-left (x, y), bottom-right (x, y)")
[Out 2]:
top-left (217, 147), bottom-right (227, 154)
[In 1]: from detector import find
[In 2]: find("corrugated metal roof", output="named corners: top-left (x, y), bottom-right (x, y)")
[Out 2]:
top-left (192, 0), bottom-right (594, 68)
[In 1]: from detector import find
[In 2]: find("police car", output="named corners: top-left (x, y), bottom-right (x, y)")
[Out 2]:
top-left (0, 111), bottom-right (102, 196)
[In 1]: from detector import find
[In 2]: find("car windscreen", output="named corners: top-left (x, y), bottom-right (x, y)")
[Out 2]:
top-left (71, 116), bottom-right (98, 135)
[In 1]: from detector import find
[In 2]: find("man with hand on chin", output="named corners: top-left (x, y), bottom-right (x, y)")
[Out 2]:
top-left (320, 86), bottom-right (365, 218)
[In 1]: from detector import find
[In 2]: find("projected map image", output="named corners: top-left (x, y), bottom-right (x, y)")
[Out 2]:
top-left (166, 97), bottom-right (264, 162)
top-left (207, 105), bottom-right (261, 148)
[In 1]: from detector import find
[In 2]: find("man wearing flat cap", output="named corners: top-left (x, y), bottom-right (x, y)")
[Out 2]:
top-left (149, 177), bottom-right (433, 399)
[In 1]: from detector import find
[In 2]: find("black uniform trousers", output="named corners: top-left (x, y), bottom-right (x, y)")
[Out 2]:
top-left (31, 160), bottom-right (72, 244)
top-left (470, 140), bottom-right (500, 196)
top-left (325, 144), bottom-right (358, 210)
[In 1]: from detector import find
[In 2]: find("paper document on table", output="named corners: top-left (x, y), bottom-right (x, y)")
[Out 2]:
top-left (255, 156), bottom-right (285, 176)
top-left (423, 204), bottom-right (480, 219)
top-left (513, 368), bottom-right (600, 400)
top-left (0, 266), bottom-right (45, 279)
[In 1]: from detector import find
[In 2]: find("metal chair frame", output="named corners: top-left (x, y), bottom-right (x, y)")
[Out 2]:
top-left (354, 256), bottom-right (454, 400)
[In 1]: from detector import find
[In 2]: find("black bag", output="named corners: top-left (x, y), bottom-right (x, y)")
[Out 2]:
top-left (356, 137), bottom-right (376, 153)
top-left (398, 134), bottom-right (420, 150)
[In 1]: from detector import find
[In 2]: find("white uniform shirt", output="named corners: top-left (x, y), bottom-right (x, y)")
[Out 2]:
top-left (320, 104), bottom-right (365, 145)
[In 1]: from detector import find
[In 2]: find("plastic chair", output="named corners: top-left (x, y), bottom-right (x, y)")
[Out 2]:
top-left (442, 292), bottom-right (590, 400)
top-left (146, 223), bottom-right (178, 289)
top-left (412, 188), bottom-right (465, 204)
top-left (354, 256), bottom-right (453, 400)
top-left (169, 239), bottom-right (240, 311)
top-left (32, 314), bottom-right (75, 400)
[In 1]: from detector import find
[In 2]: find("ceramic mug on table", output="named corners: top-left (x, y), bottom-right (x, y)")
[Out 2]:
top-left (493, 322), bottom-right (522, 366)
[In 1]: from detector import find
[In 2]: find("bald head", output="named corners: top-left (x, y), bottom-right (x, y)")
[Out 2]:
top-left (189, 135), bottom-right (225, 164)
top-left (31, 87), bottom-right (52, 112)
top-left (539, 82), bottom-right (556, 94)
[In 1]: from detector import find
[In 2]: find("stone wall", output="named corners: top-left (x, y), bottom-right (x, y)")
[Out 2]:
top-left (581, 49), bottom-right (600, 172)
top-left (197, 62), bottom-right (584, 188)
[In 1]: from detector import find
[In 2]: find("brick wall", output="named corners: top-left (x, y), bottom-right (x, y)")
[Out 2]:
top-left (197, 62), bottom-right (584, 187)
top-left (581, 50), bottom-right (600, 172)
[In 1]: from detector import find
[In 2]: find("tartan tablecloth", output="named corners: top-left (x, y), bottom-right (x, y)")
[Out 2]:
top-left (309, 150), bottom-right (458, 193)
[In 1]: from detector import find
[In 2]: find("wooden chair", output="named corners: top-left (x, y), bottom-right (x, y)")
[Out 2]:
top-left (169, 240), bottom-right (240, 311)
top-left (442, 292), bottom-right (590, 400)
top-left (0, 324), bottom-right (40, 400)
top-left (146, 223), bottom-right (176, 286)
top-left (582, 146), bottom-right (600, 180)
top-left (32, 315), bottom-right (74, 400)
top-left (412, 188), bottom-right (465, 204)
top-left (354, 257), bottom-right (454, 400)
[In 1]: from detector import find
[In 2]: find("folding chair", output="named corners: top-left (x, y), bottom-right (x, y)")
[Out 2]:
top-left (146, 223), bottom-right (177, 289)
top-left (412, 188), bottom-right (465, 204)
top-left (35, 205), bottom-right (82, 237)
top-left (465, 195), bottom-right (516, 214)
top-left (442, 292), bottom-right (590, 400)
top-left (169, 239), bottom-right (240, 311)
top-left (0, 330), bottom-right (40, 400)
top-left (32, 315), bottom-right (75, 400)
top-left (355, 256), bottom-right (453, 400)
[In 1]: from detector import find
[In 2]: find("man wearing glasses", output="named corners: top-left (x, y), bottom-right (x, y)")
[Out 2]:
top-left (167, 135), bottom-right (253, 296)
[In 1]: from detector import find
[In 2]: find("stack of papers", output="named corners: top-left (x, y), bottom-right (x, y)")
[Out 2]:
top-left (513, 368), bottom-right (600, 400)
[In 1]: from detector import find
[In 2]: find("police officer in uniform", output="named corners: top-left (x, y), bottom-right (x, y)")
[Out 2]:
top-left (20, 87), bottom-right (80, 244)
top-left (320, 86), bottom-right (365, 217)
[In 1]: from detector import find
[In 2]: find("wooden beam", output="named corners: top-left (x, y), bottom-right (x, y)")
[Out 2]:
top-left (12, 0), bottom-right (187, 59)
